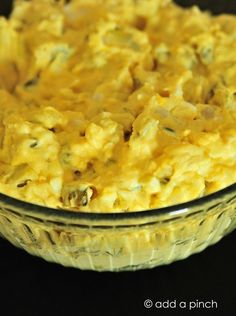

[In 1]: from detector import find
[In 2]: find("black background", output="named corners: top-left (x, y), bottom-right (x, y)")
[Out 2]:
top-left (0, 1), bottom-right (236, 316)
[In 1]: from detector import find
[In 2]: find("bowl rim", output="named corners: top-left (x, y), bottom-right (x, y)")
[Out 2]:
top-left (0, 182), bottom-right (236, 222)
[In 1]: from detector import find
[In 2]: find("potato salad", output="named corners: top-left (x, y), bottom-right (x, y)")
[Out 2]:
top-left (0, 0), bottom-right (235, 212)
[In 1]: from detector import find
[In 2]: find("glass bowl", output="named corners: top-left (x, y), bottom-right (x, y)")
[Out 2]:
top-left (0, 0), bottom-right (236, 271)
top-left (0, 184), bottom-right (236, 271)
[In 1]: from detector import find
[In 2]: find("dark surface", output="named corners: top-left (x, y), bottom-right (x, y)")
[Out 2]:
top-left (1, 0), bottom-right (236, 17)
top-left (1, 233), bottom-right (236, 316)
top-left (175, 0), bottom-right (236, 14)
top-left (0, 0), bottom-right (236, 316)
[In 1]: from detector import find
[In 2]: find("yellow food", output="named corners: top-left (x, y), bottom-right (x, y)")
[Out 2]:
top-left (0, 0), bottom-right (235, 212)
